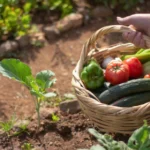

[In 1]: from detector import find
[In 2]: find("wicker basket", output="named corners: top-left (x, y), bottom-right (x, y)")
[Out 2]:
top-left (72, 25), bottom-right (150, 134)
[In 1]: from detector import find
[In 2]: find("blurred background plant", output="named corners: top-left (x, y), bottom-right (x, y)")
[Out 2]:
top-left (0, 0), bottom-right (146, 42)
top-left (0, 0), bottom-right (31, 41)
top-left (0, 0), bottom-right (73, 41)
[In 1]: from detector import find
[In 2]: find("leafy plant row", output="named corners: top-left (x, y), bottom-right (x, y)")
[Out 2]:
top-left (0, 0), bottom-right (73, 41)
top-left (0, 0), bottom-right (145, 42)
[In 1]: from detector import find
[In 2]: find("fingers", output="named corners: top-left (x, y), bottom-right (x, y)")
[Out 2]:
top-left (117, 14), bottom-right (150, 48)
top-left (117, 14), bottom-right (150, 34)
top-left (123, 31), bottom-right (146, 48)
top-left (139, 38), bottom-right (145, 48)
top-left (117, 16), bottom-right (131, 26)
top-left (123, 31), bottom-right (137, 42)
top-left (133, 32), bottom-right (145, 48)
top-left (128, 24), bottom-right (136, 30)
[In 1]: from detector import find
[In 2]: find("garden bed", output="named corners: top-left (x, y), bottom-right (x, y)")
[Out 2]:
top-left (0, 1), bottom-right (150, 150)
top-left (0, 112), bottom-right (95, 150)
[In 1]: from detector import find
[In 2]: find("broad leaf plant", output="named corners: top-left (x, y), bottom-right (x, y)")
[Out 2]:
top-left (0, 58), bottom-right (56, 128)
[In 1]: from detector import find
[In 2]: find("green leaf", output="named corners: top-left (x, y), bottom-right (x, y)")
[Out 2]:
top-left (128, 121), bottom-right (150, 150)
top-left (36, 70), bottom-right (56, 90)
top-left (88, 128), bottom-right (132, 150)
top-left (23, 2), bottom-right (32, 13)
top-left (21, 14), bottom-right (31, 24)
top-left (30, 89), bottom-right (44, 100)
top-left (52, 114), bottom-right (60, 122)
top-left (0, 59), bottom-right (32, 85)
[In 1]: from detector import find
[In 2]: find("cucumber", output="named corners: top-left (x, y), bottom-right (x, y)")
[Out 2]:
top-left (111, 92), bottom-right (150, 107)
top-left (99, 78), bottom-right (150, 104)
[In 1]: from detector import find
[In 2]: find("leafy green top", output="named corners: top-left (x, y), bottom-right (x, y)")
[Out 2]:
top-left (80, 121), bottom-right (150, 150)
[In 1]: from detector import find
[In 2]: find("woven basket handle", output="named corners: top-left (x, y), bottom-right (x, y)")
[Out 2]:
top-left (80, 25), bottom-right (150, 64)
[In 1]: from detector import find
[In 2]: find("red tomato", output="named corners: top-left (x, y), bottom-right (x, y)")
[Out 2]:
top-left (144, 74), bottom-right (150, 78)
top-left (105, 60), bottom-right (129, 85)
top-left (123, 57), bottom-right (143, 78)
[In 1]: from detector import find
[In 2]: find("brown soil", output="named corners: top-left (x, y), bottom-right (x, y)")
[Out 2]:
top-left (0, 112), bottom-right (96, 150)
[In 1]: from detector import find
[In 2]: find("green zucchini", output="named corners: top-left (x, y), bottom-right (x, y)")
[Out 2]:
top-left (111, 92), bottom-right (150, 107)
top-left (99, 78), bottom-right (150, 104)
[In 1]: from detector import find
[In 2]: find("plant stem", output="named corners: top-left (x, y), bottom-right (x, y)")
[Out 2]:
top-left (35, 100), bottom-right (41, 129)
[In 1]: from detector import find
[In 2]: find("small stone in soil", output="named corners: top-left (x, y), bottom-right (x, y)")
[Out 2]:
top-left (43, 25), bottom-right (60, 41)
top-left (16, 35), bottom-right (31, 50)
top-left (56, 13), bottom-right (83, 33)
top-left (59, 99), bottom-right (81, 114)
top-left (31, 107), bottom-right (58, 120)
top-left (0, 40), bottom-right (18, 57)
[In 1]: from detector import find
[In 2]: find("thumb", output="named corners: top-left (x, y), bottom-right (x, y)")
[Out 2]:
top-left (117, 16), bottom-right (132, 26)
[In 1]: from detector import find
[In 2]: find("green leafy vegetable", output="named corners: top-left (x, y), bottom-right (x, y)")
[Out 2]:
top-left (80, 121), bottom-right (150, 150)
top-left (128, 121), bottom-right (150, 150)
top-left (88, 128), bottom-right (132, 150)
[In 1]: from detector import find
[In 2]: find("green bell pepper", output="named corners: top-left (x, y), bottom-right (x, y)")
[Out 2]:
top-left (80, 59), bottom-right (104, 90)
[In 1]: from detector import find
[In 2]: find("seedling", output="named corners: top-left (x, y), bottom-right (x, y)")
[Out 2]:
top-left (0, 115), bottom-right (16, 136)
top-left (13, 120), bottom-right (29, 136)
top-left (52, 114), bottom-right (60, 122)
top-left (21, 142), bottom-right (33, 150)
top-left (31, 40), bottom-right (44, 48)
top-left (0, 59), bottom-right (56, 129)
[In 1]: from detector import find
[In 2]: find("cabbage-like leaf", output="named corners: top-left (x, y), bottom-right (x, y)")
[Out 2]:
top-left (0, 59), bottom-right (31, 85)
top-left (128, 121), bottom-right (150, 150)
top-left (36, 70), bottom-right (56, 90)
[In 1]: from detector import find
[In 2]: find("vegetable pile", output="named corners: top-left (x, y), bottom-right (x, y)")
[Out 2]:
top-left (80, 48), bottom-right (150, 107)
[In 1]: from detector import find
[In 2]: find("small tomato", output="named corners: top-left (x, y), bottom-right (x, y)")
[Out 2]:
top-left (124, 57), bottom-right (143, 78)
top-left (144, 74), bottom-right (150, 78)
top-left (105, 60), bottom-right (129, 85)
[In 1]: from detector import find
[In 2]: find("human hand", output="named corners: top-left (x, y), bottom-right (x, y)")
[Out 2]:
top-left (117, 14), bottom-right (150, 48)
